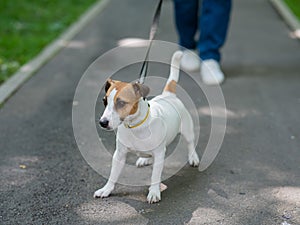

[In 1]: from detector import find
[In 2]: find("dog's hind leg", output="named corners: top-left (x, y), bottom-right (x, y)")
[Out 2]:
top-left (180, 109), bottom-right (199, 167)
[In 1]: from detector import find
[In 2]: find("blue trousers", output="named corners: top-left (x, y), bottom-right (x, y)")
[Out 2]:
top-left (173, 0), bottom-right (232, 62)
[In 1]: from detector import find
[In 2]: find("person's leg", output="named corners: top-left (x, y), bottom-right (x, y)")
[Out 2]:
top-left (173, 0), bottom-right (199, 49)
top-left (198, 0), bottom-right (232, 62)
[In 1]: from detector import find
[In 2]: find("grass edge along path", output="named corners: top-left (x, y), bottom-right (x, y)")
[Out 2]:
top-left (284, 0), bottom-right (300, 20)
top-left (0, 0), bottom-right (99, 84)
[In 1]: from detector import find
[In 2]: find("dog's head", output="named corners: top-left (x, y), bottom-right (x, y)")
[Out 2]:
top-left (99, 79), bottom-right (150, 130)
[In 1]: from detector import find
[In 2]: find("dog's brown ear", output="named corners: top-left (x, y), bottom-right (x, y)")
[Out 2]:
top-left (132, 82), bottom-right (150, 98)
top-left (104, 79), bottom-right (113, 92)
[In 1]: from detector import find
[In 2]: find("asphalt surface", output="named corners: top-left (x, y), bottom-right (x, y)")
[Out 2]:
top-left (1, 0), bottom-right (300, 224)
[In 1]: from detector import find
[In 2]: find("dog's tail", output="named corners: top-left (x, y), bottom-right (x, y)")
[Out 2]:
top-left (163, 51), bottom-right (183, 94)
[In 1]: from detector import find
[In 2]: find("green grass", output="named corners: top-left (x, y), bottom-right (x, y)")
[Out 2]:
top-left (0, 0), bottom-right (98, 84)
top-left (284, 0), bottom-right (300, 20)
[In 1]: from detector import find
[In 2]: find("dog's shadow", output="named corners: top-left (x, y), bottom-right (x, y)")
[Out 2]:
top-left (108, 164), bottom-right (212, 224)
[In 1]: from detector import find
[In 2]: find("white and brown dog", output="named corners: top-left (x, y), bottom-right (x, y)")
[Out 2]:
top-left (94, 51), bottom-right (200, 203)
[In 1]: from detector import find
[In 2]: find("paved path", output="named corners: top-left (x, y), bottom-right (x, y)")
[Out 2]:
top-left (1, 0), bottom-right (300, 224)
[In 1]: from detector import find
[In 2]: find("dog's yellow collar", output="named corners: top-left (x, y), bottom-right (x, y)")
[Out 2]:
top-left (124, 104), bottom-right (150, 129)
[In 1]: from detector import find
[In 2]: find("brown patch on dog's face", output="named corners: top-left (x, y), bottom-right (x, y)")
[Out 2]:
top-left (114, 85), bottom-right (138, 119)
top-left (103, 79), bottom-right (149, 120)
top-left (103, 79), bottom-right (126, 107)
top-left (104, 79), bottom-right (127, 98)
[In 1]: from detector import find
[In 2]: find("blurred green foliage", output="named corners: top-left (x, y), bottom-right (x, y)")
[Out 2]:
top-left (0, 0), bottom-right (97, 83)
top-left (285, 0), bottom-right (300, 20)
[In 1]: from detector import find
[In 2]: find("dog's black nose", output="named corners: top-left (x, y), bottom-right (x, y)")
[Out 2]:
top-left (99, 118), bottom-right (109, 128)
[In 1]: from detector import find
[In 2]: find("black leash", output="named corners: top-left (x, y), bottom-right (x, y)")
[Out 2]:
top-left (138, 0), bottom-right (163, 84)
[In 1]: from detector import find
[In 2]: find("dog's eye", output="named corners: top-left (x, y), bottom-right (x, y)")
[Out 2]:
top-left (116, 99), bottom-right (127, 109)
top-left (102, 96), bottom-right (108, 107)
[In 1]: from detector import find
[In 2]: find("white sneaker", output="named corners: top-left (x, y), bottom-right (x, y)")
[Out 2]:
top-left (180, 50), bottom-right (201, 72)
top-left (201, 59), bottom-right (225, 85)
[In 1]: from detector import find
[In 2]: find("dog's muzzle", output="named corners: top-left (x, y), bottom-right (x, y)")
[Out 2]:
top-left (99, 118), bottom-right (109, 129)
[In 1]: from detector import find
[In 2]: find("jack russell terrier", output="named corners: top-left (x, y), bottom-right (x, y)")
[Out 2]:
top-left (94, 51), bottom-right (200, 203)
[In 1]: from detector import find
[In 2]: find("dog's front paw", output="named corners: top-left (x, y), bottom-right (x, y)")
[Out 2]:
top-left (136, 157), bottom-right (152, 167)
top-left (93, 184), bottom-right (114, 198)
top-left (147, 186), bottom-right (161, 204)
top-left (189, 152), bottom-right (200, 167)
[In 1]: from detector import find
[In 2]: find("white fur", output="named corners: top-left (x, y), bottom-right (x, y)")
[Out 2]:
top-left (101, 88), bottom-right (122, 130)
top-left (168, 50), bottom-right (183, 83)
top-left (94, 51), bottom-right (199, 203)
